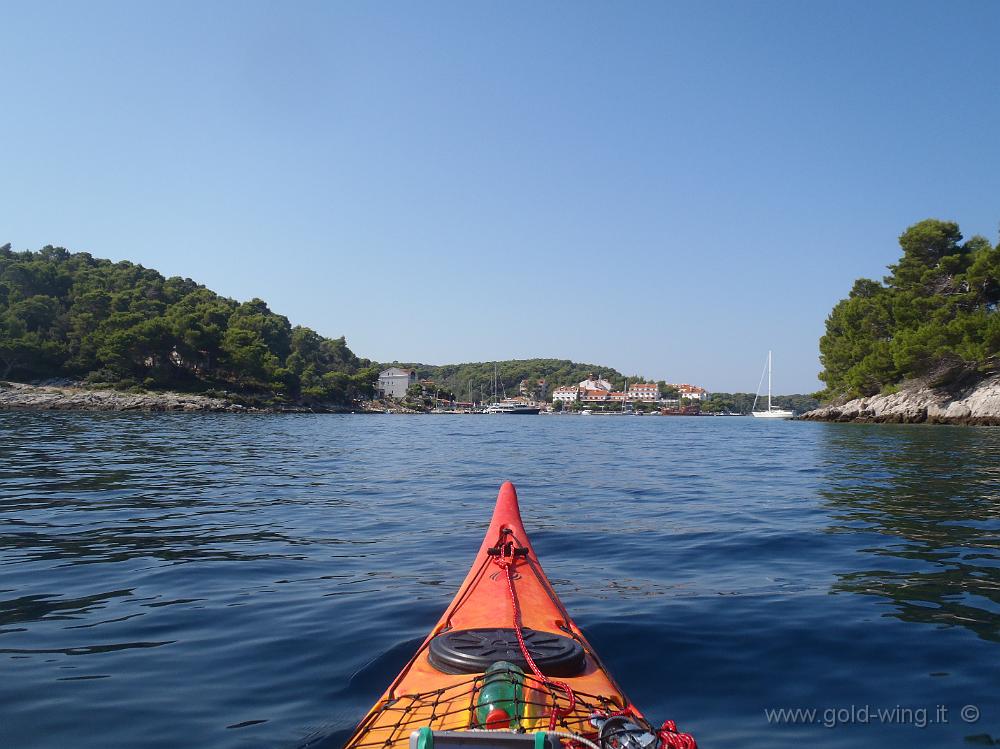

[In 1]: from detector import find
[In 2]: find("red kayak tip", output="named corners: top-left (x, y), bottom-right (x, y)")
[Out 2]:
top-left (492, 481), bottom-right (524, 532)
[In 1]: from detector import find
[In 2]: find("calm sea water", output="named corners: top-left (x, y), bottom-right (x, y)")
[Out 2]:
top-left (2, 413), bottom-right (999, 748)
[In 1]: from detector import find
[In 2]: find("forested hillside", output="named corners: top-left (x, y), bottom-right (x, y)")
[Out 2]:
top-left (819, 220), bottom-right (1000, 399)
top-left (0, 245), bottom-right (376, 404)
top-left (391, 359), bottom-right (630, 401)
top-left (700, 392), bottom-right (819, 414)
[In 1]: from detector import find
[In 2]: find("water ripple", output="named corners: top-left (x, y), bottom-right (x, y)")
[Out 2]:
top-left (2, 413), bottom-right (1000, 748)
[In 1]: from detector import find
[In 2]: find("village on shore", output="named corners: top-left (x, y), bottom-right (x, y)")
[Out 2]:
top-left (374, 367), bottom-right (712, 415)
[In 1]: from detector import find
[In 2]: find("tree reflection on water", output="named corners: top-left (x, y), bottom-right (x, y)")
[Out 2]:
top-left (820, 424), bottom-right (1000, 642)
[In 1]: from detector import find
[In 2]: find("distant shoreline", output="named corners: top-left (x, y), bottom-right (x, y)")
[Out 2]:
top-left (0, 382), bottom-right (749, 417)
top-left (2, 380), bottom-right (861, 419)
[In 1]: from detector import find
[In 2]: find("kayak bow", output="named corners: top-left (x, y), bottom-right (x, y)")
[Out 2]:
top-left (344, 482), bottom-right (695, 749)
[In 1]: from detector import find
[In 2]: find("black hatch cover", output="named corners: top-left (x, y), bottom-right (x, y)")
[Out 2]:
top-left (427, 627), bottom-right (586, 676)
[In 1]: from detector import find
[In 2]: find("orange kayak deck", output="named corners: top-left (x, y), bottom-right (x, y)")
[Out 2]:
top-left (344, 482), bottom-right (642, 749)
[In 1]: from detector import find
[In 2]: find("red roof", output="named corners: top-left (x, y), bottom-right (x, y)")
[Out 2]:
top-left (677, 384), bottom-right (706, 393)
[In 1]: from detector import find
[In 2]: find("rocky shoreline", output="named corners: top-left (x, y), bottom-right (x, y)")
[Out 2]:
top-left (0, 381), bottom-right (261, 412)
top-left (800, 374), bottom-right (1000, 425)
top-left (0, 381), bottom-right (416, 414)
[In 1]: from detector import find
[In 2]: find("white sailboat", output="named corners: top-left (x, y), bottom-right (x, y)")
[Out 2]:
top-left (751, 350), bottom-right (795, 419)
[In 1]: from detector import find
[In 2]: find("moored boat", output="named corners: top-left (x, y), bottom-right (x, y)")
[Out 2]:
top-left (751, 351), bottom-right (795, 419)
top-left (484, 400), bottom-right (541, 415)
top-left (344, 482), bottom-right (696, 749)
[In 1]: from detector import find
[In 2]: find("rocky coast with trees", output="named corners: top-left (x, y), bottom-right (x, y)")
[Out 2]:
top-left (0, 244), bottom-right (378, 411)
top-left (802, 219), bottom-right (1000, 424)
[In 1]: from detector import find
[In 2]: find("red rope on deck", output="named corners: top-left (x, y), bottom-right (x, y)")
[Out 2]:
top-left (492, 536), bottom-right (576, 730)
top-left (657, 719), bottom-right (697, 749)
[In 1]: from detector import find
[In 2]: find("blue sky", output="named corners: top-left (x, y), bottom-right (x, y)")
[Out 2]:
top-left (3, 1), bottom-right (998, 392)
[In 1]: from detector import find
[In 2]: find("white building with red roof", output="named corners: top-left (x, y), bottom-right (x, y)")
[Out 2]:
top-left (627, 383), bottom-right (659, 401)
top-left (675, 383), bottom-right (709, 400)
top-left (552, 386), bottom-right (580, 404)
top-left (578, 375), bottom-right (613, 392)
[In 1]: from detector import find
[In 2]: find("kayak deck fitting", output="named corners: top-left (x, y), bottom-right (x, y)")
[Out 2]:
top-left (344, 482), bottom-right (696, 749)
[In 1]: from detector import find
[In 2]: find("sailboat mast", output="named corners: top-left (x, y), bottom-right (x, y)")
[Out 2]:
top-left (768, 350), bottom-right (773, 412)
